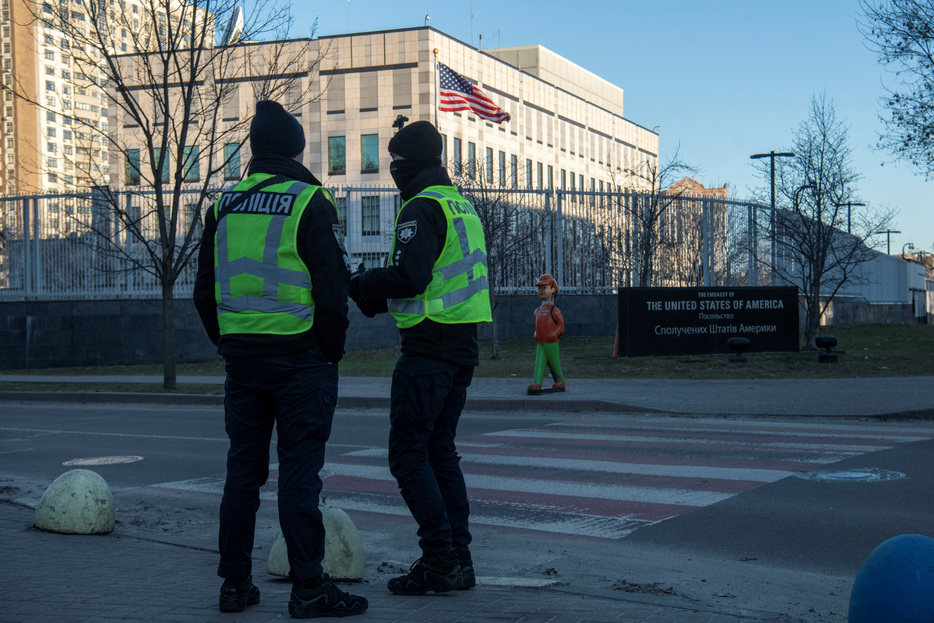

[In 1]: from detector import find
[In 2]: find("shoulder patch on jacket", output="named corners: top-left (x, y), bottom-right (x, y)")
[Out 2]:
top-left (396, 220), bottom-right (417, 244)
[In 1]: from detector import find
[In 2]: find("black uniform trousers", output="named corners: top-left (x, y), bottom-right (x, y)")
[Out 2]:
top-left (388, 352), bottom-right (474, 555)
top-left (217, 347), bottom-right (337, 583)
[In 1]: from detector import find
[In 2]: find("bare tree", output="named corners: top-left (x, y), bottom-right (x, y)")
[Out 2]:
top-left (610, 147), bottom-right (698, 287)
top-left (753, 94), bottom-right (896, 350)
top-left (859, 0), bottom-right (934, 183)
top-left (12, 0), bottom-right (327, 388)
top-left (453, 156), bottom-right (544, 359)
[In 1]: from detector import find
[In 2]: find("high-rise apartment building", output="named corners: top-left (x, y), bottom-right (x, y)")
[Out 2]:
top-left (0, 0), bottom-right (208, 199)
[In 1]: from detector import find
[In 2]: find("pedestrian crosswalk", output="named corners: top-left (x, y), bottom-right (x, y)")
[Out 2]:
top-left (318, 418), bottom-right (934, 539)
top-left (154, 417), bottom-right (934, 540)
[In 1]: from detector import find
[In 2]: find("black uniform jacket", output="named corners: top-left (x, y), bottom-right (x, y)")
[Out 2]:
top-left (354, 164), bottom-right (480, 367)
top-left (193, 155), bottom-right (350, 362)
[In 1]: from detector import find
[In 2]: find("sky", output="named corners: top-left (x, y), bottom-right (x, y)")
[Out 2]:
top-left (281, 0), bottom-right (933, 253)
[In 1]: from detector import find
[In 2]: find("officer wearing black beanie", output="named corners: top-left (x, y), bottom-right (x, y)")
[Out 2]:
top-left (194, 100), bottom-right (367, 617)
top-left (349, 120), bottom-right (492, 595)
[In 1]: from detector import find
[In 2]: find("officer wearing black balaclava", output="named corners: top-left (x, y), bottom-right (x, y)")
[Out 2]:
top-left (350, 121), bottom-right (492, 596)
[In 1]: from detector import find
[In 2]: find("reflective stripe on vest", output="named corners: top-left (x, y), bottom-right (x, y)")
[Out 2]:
top-left (388, 187), bottom-right (492, 327)
top-left (214, 175), bottom-right (331, 335)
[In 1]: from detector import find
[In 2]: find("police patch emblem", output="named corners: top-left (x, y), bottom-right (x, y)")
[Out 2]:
top-left (396, 220), bottom-right (417, 244)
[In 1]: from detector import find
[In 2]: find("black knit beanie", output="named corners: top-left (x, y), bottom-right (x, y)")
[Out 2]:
top-left (250, 100), bottom-right (305, 158)
top-left (388, 120), bottom-right (443, 160)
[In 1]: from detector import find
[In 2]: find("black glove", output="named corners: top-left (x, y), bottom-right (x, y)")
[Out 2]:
top-left (354, 297), bottom-right (387, 318)
top-left (349, 271), bottom-right (365, 302)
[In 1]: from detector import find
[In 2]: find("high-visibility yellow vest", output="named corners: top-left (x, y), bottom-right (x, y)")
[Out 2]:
top-left (388, 186), bottom-right (492, 329)
top-left (212, 173), bottom-right (336, 336)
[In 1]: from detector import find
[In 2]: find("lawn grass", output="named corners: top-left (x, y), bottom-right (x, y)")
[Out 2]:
top-left (1, 324), bottom-right (932, 394)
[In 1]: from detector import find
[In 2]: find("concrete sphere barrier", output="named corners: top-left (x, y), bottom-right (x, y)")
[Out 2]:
top-left (267, 504), bottom-right (364, 581)
top-left (33, 469), bottom-right (115, 535)
top-left (849, 533), bottom-right (934, 622)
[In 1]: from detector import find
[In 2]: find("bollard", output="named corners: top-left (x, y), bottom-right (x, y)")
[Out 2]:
top-left (727, 337), bottom-right (751, 363)
top-left (816, 335), bottom-right (838, 363)
top-left (267, 504), bottom-right (365, 581)
top-left (33, 469), bottom-right (115, 534)
top-left (849, 534), bottom-right (934, 622)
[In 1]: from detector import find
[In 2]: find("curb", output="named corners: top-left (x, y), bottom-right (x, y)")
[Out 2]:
top-left (3, 390), bottom-right (934, 419)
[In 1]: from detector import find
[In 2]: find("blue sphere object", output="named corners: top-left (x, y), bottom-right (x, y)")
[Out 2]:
top-left (849, 534), bottom-right (934, 622)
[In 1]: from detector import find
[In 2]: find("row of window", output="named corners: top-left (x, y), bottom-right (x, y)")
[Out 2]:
top-left (327, 135), bottom-right (378, 175)
top-left (124, 143), bottom-right (241, 185)
top-left (326, 132), bottom-right (613, 195)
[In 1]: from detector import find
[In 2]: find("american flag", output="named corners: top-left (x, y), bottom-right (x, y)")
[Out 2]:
top-left (439, 63), bottom-right (511, 124)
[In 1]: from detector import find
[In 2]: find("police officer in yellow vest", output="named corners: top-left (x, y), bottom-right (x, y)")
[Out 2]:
top-left (349, 121), bottom-right (492, 595)
top-left (194, 100), bottom-right (367, 618)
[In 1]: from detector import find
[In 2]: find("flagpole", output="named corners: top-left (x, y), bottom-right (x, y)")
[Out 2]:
top-left (433, 48), bottom-right (439, 129)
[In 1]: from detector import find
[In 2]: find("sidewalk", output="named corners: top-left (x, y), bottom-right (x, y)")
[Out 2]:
top-left (2, 373), bottom-right (933, 418)
top-left (0, 500), bottom-right (782, 623)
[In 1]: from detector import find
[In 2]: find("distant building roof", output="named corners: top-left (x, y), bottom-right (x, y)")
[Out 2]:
top-left (664, 177), bottom-right (728, 199)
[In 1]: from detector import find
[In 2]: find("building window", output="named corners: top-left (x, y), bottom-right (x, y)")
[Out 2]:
top-left (510, 154), bottom-right (517, 188)
top-left (45, 80), bottom-right (55, 91)
top-left (452, 137), bottom-right (462, 176)
top-left (498, 151), bottom-right (506, 186)
top-left (526, 159), bottom-right (532, 189)
top-left (44, 49), bottom-right (54, 60)
top-left (224, 143), bottom-right (240, 180)
top-left (360, 134), bottom-right (379, 173)
top-left (47, 127), bottom-right (57, 138)
top-left (441, 134), bottom-right (447, 163)
top-left (548, 165), bottom-right (554, 190)
top-left (467, 141), bottom-right (476, 179)
top-left (485, 147), bottom-right (493, 184)
top-left (537, 162), bottom-right (543, 190)
top-left (154, 148), bottom-right (169, 183)
top-left (561, 169), bottom-right (566, 190)
top-left (570, 172), bottom-right (575, 192)
top-left (47, 141), bottom-right (57, 153)
top-left (328, 136), bottom-right (345, 174)
top-left (183, 145), bottom-right (199, 181)
top-left (361, 195), bottom-right (380, 236)
top-left (125, 148), bottom-right (140, 185)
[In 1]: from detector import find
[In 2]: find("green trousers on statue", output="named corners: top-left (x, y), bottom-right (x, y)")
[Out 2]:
top-left (533, 342), bottom-right (564, 385)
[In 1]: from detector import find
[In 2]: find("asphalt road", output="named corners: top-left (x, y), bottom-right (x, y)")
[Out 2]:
top-left (3, 400), bottom-right (934, 622)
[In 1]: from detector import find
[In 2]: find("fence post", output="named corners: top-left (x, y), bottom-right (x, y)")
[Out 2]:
top-left (556, 190), bottom-right (565, 289)
top-left (544, 191), bottom-right (561, 283)
top-left (31, 198), bottom-right (42, 296)
top-left (748, 204), bottom-right (758, 286)
top-left (702, 199), bottom-right (712, 287)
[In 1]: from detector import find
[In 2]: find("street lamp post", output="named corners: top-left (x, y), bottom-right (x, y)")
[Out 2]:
top-left (874, 229), bottom-right (901, 254)
top-left (751, 151), bottom-right (795, 286)
top-left (902, 242), bottom-right (915, 257)
top-left (835, 201), bottom-right (866, 234)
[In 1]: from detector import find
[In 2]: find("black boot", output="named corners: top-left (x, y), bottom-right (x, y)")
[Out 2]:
top-left (387, 550), bottom-right (462, 595)
top-left (288, 574), bottom-right (368, 618)
top-left (218, 575), bottom-right (260, 612)
top-left (455, 548), bottom-right (476, 590)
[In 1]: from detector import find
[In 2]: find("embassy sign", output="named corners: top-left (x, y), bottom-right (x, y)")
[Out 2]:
top-left (618, 287), bottom-right (799, 357)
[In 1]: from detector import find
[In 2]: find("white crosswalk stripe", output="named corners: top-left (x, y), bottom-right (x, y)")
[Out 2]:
top-left (152, 417), bottom-right (934, 540)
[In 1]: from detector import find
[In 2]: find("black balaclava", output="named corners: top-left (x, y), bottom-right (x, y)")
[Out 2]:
top-left (388, 121), bottom-right (444, 193)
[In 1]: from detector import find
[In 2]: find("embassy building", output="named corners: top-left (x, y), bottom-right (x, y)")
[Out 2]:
top-left (112, 25), bottom-right (659, 269)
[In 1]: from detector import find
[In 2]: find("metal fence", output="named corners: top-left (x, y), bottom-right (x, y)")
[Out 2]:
top-left (0, 186), bottom-right (771, 301)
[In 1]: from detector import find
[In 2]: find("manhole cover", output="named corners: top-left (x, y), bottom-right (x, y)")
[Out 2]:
top-left (794, 467), bottom-right (906, 482)
top-left (63, 456), bottom-right (144, 466)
